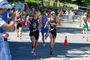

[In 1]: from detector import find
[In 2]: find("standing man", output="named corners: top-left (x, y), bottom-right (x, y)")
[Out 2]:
top-left (0, 0), bottom-right (15, 60)
top-left (1, 8), bottom-right (11, 41)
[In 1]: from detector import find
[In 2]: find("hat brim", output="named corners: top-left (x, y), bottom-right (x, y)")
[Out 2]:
top-left (0, 1), bottom-right (12, 9)
top-left (1, 4), bottom-right (12, 9)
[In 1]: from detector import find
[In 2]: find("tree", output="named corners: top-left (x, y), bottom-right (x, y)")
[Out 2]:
top-left (76, 0), bottom-right (86, 6)
top-left (76, 0), bottom-right (82, 5)
top-left (82, 0), bottom-right (90, 6)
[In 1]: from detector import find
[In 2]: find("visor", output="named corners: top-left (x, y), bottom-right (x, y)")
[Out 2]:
top-left (0, 1), bottom-right (11, 9)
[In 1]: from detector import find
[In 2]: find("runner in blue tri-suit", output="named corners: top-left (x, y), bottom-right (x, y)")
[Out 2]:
top-left (41, 13), bottom-right (49, 47)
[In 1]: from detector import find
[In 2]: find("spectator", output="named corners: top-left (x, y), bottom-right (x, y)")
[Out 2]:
top-left (59, 9), bottom-right (64, 16)
top-left (0, 0), bottom-right (15, 60)
top-left (69, 10), bottom-right (75, 22)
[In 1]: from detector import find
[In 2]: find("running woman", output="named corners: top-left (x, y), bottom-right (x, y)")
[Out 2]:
top-left (41, 13), bottom-right (49, 47)
top-left (46, 11), bottom-right (61, 55)
top-left (81, 12), bottom-right (90, 41)
top-left (28, 11), bottom-right (40, 56)
top-left (15, 10), bottom-right (22, 38)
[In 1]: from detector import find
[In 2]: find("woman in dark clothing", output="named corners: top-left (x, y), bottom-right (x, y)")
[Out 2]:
top-left (28, 12), bottom-right (40, 56)
top-left (46, 11), bottom-right (61, 55)
top-left (15, 10), bottom-right (22, 38)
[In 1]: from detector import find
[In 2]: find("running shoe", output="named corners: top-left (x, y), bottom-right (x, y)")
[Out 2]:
top-left (31, 49), bottom-right (36, 56)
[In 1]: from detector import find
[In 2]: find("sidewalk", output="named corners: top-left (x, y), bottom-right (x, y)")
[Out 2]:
top-left (8, 31), bottom-right (90, 43)
top-left (61, 22), bottom-right (81, 28)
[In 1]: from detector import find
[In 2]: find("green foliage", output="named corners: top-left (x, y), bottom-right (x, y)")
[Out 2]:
top-left (82, 0), bottom-right (90, 6)
top-left (8, 0), bottom-right (90, 9)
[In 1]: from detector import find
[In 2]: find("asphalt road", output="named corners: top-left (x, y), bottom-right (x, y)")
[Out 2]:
top-left (8, 22), bottom-right (90, 60)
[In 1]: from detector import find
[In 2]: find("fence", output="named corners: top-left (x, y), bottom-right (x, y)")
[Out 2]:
top-left (58, 14), bottom-right (81, 22)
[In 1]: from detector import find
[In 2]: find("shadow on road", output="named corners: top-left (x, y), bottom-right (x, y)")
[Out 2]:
top-left (57, 27), bottom-right (83, 34)
top-left (23, 27), bottom-right (83, 33)
top-left (9, 42), bottom-right (90, 60)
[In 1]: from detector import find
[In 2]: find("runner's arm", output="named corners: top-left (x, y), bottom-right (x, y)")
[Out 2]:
top-left (55, 17), bottom-right (62, 28)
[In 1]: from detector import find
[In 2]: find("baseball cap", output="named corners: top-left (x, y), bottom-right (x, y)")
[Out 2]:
top-left (0, 0), bottom-right (11, 9)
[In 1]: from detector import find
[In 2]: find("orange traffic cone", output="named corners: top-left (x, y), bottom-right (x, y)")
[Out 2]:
top-left (64, 36), bottom-right (69, 46)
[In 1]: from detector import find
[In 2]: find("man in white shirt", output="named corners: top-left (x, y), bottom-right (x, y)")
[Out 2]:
top-left (0, 1), bottom-right (15, 31)
top-left (0, 0), bottom-right (15, 60)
